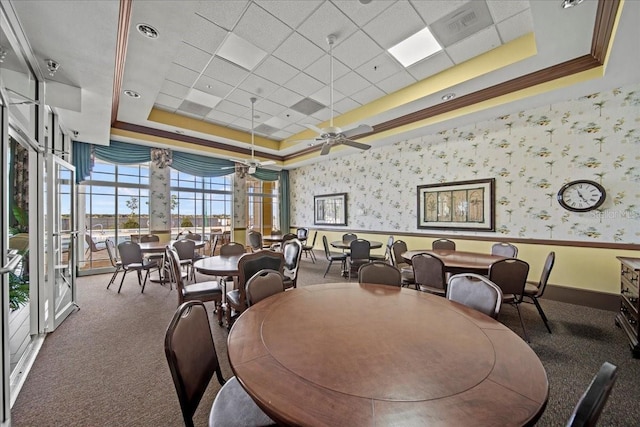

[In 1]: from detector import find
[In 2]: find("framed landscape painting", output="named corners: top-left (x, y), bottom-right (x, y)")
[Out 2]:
top-left (314, 193), bottom-right (347, 226)
top-left (417, 178), bottom-right (495, 231)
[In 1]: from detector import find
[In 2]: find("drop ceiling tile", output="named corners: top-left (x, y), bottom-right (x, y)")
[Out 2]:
top-left (273, 32), bottom-right (325, 70)
top-left (310, 108), bottom-right (331, 122)
top-left (178, 109), bottom-right (208, 120)
top-left (407, 51), bottom-right (455, 81)
top-left (216, 99), bottom-right (248, 116)
top-left (305, 55), bottom-right (349, 85)
top-left (255, 0), bottom-right (322, 30)
top-left (333, 96), bottom-right (361, 115)
top-left (155, 104), bottom-right (177, 114)
top-left (237, 74), bottom-right (280, 99)
top-left (333, 30), bottom-right (382, 69)
top-left (332, 0), bottom-right (395, 27)
top-left (165, 63), bottom-right (200, 87)
top-left (271, 129), bottom-right (293, 140)
top-left (278, 108), bottom-right (307, 124)
top-left (173, 42), bottom-right (213, 73)
top-left (160, 79), bottom-right (190, 99)
top-left (234, 2), bottom-right (292, 53)
top-left (376, 70), bottom-right (417, 94)
top-left (446, 26), bottom-right (501, 64)
top-left (202, 57), bottom-right (250, 86)
top-left (351, 85), bottom-right (386, 105)
top-left (309, 86), bottom-right (345, 107)
top-left (255, 98), bottom-right (288, 117)
top-left (334, 71), bottom-right (370, 97)
top-left (205, 109), bottom-right (237, 125)
top-left (264, 115), bottom-right (292, 129)
top-left (487, 0), bottom-right (530, 23)
top-left (285, 72), bottom-right (324, 97)
top-left (196, 0), bottom-right (249, 32)
top-left (182, 14), bottom-right (228, 55)
top-left (497, 10), bottom-right (533, 44)
top-left (296, 1), bottom-right (358, 50)
top-left (254, 56), bottom-right (299, 85)
top-left (410, 0), bottom-right (468, 25)
top-left (155, 93), bottom-right (181, 110)
top-left (193, 76), bottom-right (234, 98)
top-left (225, 87), bottom-right (257, 109)
top-left (356, 53), bottom-right (403, 84)
top-left (216, 32), bottom-right (267, 71)
top-left (178, 99), bottom-right (212, 117)
top-left (268, 87), bottom-right (304, 109)
top-left (363, 1), bottom-right (425, 50)
top-left (185, 88), bottom-right (221, 108)
top-left (284, 123), bottom-right (307, 134)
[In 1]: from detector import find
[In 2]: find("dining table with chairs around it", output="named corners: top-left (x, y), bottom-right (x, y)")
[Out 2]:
top-left (137, 240), bottom-right (206, 283)
top-left (227, 282), bottom-right (549, 426)
top-left (402, 249), bottom-right (507, 275)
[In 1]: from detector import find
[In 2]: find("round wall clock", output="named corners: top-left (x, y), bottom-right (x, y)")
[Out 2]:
top-left (557, 180), bottom-right (606, 212)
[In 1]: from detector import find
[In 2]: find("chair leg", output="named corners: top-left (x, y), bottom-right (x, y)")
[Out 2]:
top-left (107, 267), bottom-right (121, 289)
top-left (216, 300), bottom-right (223, 326)
top-left (310, 250), bottom-right (316, 263)
top-left (513, 303), bottom-right (530, 343)
top-left (323, 260), bottom-right (333, 278)
top-left (117, 270), bottom-right (128, 293)
top-left (532, 297), bottom-right (552, 333)
top-left (140, 269), bottom-right (150, 293)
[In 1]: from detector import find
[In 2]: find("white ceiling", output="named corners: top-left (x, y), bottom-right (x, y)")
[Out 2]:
top-left (6, 0), bottom-right (640, 170)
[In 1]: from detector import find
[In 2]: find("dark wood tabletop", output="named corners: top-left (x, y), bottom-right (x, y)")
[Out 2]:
top-left (228, 283), bottom-right (548, 426)
top-left (330, 240), bottom-right (383, 250)
top-left (192, 254), bottom-right (243, 276)
top-left (137, 240), bottom-right (205, 254)
top-left (402, 249), bottom-right (506, 274)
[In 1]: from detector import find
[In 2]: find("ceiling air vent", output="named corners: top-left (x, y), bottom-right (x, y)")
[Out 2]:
top-left (178, 100), bottom-right (212, 117)
top-left (430, 1), bottom-right (494, 48)
top-left (290, 97), bottom-right (325, 116)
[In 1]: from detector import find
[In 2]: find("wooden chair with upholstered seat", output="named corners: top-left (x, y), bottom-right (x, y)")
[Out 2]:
top-left (446, 273), bottom-right (503, 319)
top-left (523, 251), bottom-right (555, 333)
top-left (412, 253), bottom-right (447, 295)
top-left (322, 235), bottom-right (347, 277)
top-left (226, 250), bottom-right (285, 328)
top-left (432, 238), bottom-right (456, 250)
top-left (245, 269), bottom-right (285, 306)
top-left (566, 361), bottom-right (618, 427)
top-left (358, 261), bottom-right (401, 286)
top-left (164, 301), bottom-right (274, 427)
top-left (489, 258), bottom-right (530, 341)
top-left (491, 242), bottom-right (518, 257)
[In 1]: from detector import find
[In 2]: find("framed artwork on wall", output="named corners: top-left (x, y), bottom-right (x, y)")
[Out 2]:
top-left (417, 178), bottom-right (495, 231)
top-left (314, 193), bottom-right (347, 226)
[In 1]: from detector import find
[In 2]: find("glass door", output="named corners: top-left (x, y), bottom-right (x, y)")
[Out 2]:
top-left (44, 155), bottom-right (77, 331)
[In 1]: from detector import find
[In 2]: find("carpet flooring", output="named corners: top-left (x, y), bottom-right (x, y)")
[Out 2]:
top-left (10, 252), bottom-right (640, 426)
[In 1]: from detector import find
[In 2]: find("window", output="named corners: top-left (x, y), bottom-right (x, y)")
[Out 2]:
top-left (247, 176), bottom-right (279, 234)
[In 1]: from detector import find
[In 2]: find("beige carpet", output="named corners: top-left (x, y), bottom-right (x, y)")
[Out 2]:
top-left (11, 253), bottom-right (640, 426)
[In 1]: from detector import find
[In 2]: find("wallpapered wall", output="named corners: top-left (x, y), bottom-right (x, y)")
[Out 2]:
top-left (290, 83), bottom-right (640, 244)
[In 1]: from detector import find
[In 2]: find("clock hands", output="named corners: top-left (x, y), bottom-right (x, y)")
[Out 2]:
top-left (576, 189), bottom-right (588, 203)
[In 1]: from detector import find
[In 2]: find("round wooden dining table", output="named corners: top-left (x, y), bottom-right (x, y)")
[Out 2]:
top-left (402, 249), bottom-right (506, 274)
top-left (192, 254), bottom-right (243, 277)
top-left (137, 239), bottom-right (206, 253)
top-left (330, 240), bottom-right (383, 250)
top-left (228, 283), bottom-right (548, 426)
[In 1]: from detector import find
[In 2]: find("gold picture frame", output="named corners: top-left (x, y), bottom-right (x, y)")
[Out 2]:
top-left (417, 178), bottom-right (495, 231)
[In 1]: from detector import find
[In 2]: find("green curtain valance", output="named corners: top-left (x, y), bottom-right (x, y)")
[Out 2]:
top-left (171, 151), bottom-right (235, 177)
top-left (93, 140), bottom-right (151, 164)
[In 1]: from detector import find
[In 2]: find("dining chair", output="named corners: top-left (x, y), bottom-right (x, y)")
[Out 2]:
top-left (342, 233), bottom-right (357, 243)
top-left (245, 269), bottom-right (285, 306)
top-left (220, 242), bottom-right (246, 256)
top-left (566, 361), bottom-right (618, 427)
top-left (84, 232), bottom-right (107, 257)
top-left (282, 238), bottom-right (303, 289)
top-left (164, 301), bottom-right (274, 427)
top-left (139, 234), bottom-right (164, 269)
top-left (358, 261), bottom-right (401, 286)
top-left (210, 234), bottom-right (219, 256)
top-left (184, 232), bottom-right (201, 241)
top-left (523, 251), bottom-right (555, 333)
top-left (296, 227), bottom-right (309, 241)
top-left (370, 235), bottom-right (392, 262)
top-left (302, 230), bottom-right (317, 263)
top-left (322, 235), bottom-right (347, 278)
top-left (116, 241), bottom-right (156, 293)
top-left (391, 240), bottom-right (415, 287)
top-left (105, 238), bottom-right (122, 290)
top-left (226, 250), bottom-right (285, 328)
top-left (489, 258), bottom-right (531, 341)
top-left (166, 246), bottom-right (223, 325)
top-left (491, 242), bottom-right (518, 257)
top-left (432, 238), bottom-right (456, 250)
top-left (412, 253), bottom-right (447, 295)
top-left (172, 239), bottom-right (198, 282)
top-left (348, 239), bottom-right (370, 280)
top-left (247, 230), bottom-right (264, 252)
top-left (447, 273), bottom-right (503, 319)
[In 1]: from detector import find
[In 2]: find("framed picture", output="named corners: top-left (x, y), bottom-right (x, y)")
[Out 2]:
top-left (417, 178), bottom-right (495, 231)
top-left (314, 193), bottom-right (347, 226)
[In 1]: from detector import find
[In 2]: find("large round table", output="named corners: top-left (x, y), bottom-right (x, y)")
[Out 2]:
top-left (402, 249), bottom-right (506, 274)
top-left (330, 239), bottom-right (383, 250)
top-left (228, 283), bottom-right (548, 426)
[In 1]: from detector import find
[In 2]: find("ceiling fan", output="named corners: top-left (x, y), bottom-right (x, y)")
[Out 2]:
top-left (228, 97), bottom-right (276, 174)
top-left (305, 34), bottom-right (373, 156)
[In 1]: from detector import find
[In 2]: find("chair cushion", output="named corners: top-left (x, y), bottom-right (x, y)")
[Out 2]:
top-left (400, 266), bottom-right (415, 283)
top-left (226, 289), bottom-right (241, 307)
top-left (523, 281), bottom-right (538, 296)
top-left (418, 284), bottom-right (446, 296)
top-left (183, 281), bottom-right (222, 299)
top-left (209, 376), bottom-right (275, 427)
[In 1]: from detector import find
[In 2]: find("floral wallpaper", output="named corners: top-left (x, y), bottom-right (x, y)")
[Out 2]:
top-left (290, 83), bottom-right (640, 243)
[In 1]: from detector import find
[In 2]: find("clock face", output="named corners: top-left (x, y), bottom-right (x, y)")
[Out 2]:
top-left (557, 180), bottom-right (606, 212)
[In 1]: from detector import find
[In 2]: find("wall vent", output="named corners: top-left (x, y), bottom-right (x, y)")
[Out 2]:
top-left (430, 1), bottom-right (494, 48)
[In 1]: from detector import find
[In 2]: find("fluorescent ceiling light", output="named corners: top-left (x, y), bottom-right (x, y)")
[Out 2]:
top-left (388, 27), bottom-right (442, 67)
top-left (216, 33), bottom-right (267, 71)
top-left (186, 88), bottom-right (221, 107)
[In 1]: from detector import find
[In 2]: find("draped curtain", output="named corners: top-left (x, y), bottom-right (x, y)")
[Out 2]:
top-left (279, 170), bottom-right (290, 233)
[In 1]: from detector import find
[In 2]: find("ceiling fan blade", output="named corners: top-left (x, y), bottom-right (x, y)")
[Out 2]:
top-left (341, 124), bottom-right (373, 139)
top-left (340, 139), bottom-right (371, 151)
top-left (320, 143), bottom-right (332, 156)
top-left (303, 123), bottom-right (324, 134)
top-left (259, 160), bottom-right (276, 166)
